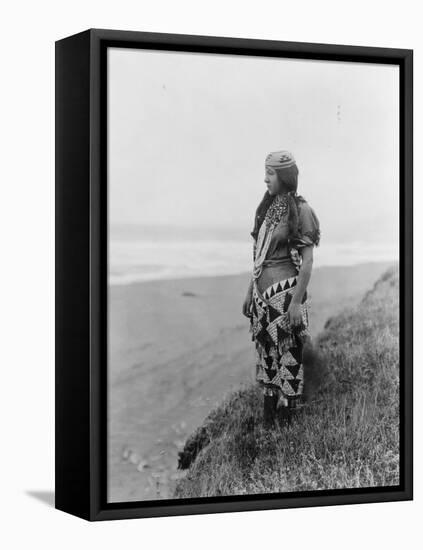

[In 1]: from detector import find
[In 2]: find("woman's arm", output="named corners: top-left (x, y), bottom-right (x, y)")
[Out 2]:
top-left (246, 275), bottom-right (254, 296)
top-left (242, 274), bottom-right (254, 317)
top-left (290, 245), bottom-right (313, 305)
top-left (246, 238), bottom-right (257, 296)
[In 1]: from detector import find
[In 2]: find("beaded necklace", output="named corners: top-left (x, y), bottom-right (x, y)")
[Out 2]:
top-left (263, 192), bottom-right (289, 228)
top-left (253, 193), bottom-right (289, 280)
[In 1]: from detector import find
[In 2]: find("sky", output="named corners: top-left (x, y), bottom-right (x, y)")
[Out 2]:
top-left (108, 47), bottom-right (399, 247)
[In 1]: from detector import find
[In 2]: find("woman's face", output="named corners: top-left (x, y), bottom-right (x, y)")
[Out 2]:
top-left (264, 166), bottom-right (281, 195)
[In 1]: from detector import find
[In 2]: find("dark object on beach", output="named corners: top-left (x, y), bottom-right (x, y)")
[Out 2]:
top-left (177, 425), bottom-right (210, 469)
top-left (181, 291), bottom-right (198, 297)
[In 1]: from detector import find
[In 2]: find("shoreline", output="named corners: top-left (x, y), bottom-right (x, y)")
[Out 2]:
top-left (109, 259), bottom-right (399, 289)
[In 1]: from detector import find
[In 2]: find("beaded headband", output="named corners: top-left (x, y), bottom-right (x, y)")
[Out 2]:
top-left (265, 150), bottom-right (296, 169)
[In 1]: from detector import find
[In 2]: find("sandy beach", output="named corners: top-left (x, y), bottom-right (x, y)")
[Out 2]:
top-left (108, 260), bottom-right (395, 503)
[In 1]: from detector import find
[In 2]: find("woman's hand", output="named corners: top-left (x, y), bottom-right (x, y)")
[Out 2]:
top-left (287, 301), bottom-right (303, 329)
top-left (242, 291), bottom-right (253, 318)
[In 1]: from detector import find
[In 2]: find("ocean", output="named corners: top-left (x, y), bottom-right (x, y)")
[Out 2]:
top-left (108, 225), bottom-right (398, 286)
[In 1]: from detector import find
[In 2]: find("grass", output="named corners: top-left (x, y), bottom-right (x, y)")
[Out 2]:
top-left (173, 263), bottom-right (400, 498)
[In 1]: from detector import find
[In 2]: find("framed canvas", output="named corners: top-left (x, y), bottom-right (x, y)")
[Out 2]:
top-left (55, 28), bottom-right (413, 521)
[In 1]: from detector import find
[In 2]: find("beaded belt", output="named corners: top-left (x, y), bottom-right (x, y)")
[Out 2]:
top-left (261, 255), bottom-right (291, 267)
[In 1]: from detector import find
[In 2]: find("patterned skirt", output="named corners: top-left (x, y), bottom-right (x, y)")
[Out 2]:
top-left (249, 274), bottom-right (310, 403)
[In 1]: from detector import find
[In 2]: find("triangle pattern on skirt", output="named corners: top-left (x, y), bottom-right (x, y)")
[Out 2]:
top-left (263, 276), bottom-right (297, 300)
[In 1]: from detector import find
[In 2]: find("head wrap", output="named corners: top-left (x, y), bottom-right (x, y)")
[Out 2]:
top-left (265, 150), bottom-right (296, 170)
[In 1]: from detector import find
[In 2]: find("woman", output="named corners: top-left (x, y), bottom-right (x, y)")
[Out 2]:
top-left (242, 150), bottom-right (321, 428)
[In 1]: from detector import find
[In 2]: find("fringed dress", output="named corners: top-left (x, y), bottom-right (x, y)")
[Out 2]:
top-left (249, 198), bottom-right (321, 406)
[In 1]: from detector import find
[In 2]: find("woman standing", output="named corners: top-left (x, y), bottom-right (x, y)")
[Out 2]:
top-left (242, 151), bottom-right (321, 428)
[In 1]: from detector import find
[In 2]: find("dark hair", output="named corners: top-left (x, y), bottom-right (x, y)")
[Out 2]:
top-left (275, 163), bottom-right (299, 195)
top-left (250, 163), bottom-right (304, 245)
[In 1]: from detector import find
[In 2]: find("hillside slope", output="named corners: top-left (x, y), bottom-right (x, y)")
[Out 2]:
top-left (174, 263), bottom-right (400, 497)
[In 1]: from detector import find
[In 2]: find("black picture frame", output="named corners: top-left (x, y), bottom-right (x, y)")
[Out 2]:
top-left (55, 28), bottom-right (413, 521)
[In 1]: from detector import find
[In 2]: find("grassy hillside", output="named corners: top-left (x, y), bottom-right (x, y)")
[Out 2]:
top-left (174, 263), bottom-right (400, 497)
